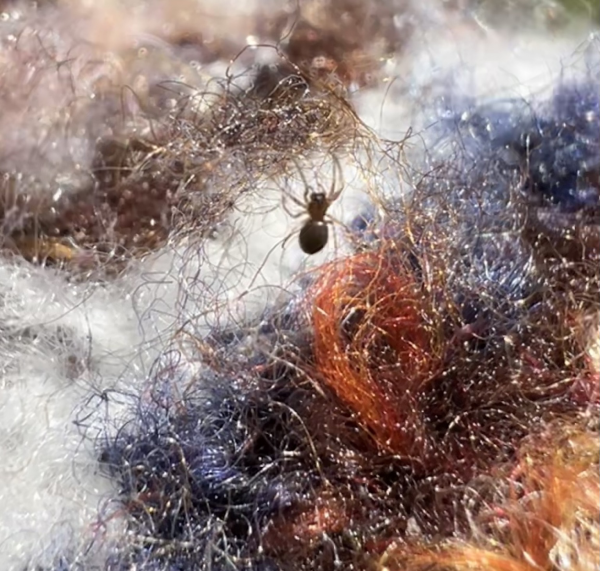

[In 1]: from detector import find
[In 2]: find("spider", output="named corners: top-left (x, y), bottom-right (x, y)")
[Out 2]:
top-left (283, 156), bottom-right (345, 255)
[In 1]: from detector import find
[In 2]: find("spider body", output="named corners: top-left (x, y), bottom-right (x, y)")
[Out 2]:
top-left (284, 159), bottom-right (344, 255)
top-left (300, 192), bottom-right (330, 254)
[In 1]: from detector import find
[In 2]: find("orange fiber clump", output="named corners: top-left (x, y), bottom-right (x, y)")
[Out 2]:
top-left (310, 244), bottom-right (443, 457)
top-left (262, 491), bottom-right (350, 558)
top-left (380, 422), bottom-right (600, 571)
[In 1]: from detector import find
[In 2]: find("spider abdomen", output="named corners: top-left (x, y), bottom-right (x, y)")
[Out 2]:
top-left (299, 221), bottom-right (329, 254)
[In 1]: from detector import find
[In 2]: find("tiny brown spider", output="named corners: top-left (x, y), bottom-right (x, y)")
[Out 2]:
top-left (283, 156), bottom-right (345, 255)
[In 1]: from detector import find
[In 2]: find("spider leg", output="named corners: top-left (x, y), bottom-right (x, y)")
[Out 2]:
top-left (282, 191), bottom-right (306, 218)
top-left (290, 156), bottom-right (313, 203)
top-left (281, 225), bottom-right (299, 250)
top-left (331, 216), bottom-right (339, 255)
top-left (327, 154), bottom-right (346, 202)
top-left (325, 213), bottom-right (346, 229)
top-left (325, 213), bottom-right (352, 254)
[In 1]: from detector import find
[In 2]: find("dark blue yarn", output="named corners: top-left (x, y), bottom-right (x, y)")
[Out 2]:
top-left (99, 374), bottom-right (313, 570)
top-left (441, 79), bottom-right (599, 216)
top-left (526, 82), bottom-right (599, 213)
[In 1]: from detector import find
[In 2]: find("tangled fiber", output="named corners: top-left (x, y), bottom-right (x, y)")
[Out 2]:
top-left (98, 61), bottom-right (599, 571)
top-left (0, 1), bottom-right (598, 571)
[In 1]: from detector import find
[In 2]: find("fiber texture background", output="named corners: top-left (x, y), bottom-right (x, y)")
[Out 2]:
top-left (0, 1), bottom-right (597, 570)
